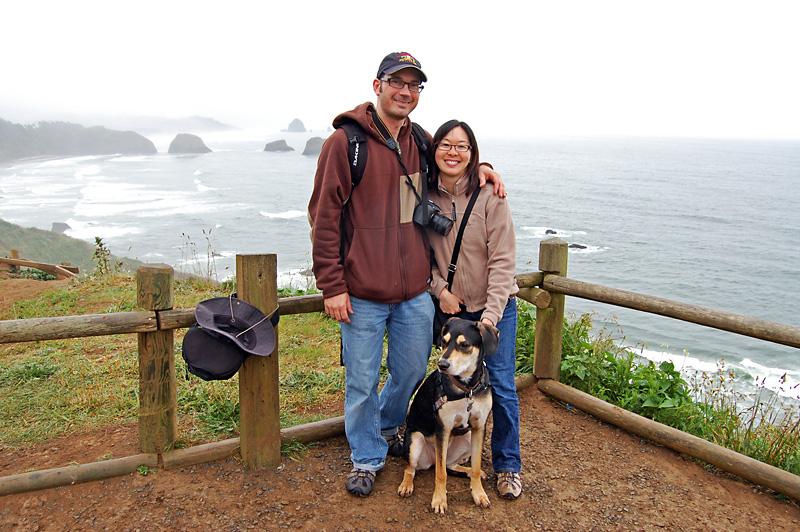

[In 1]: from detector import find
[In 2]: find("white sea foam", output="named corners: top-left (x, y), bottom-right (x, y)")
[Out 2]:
top-left (108, 155), bottom-right (152, 163)
top-left (194, 179), bottom-right (216, 192)
top-left (277, 267), bottom-right (316, 290)
top-left (259, 210), bottom-right (306, 219)
top-left (636, 347), bottom-right (719, 374)
top-left (74, 164), bottom-right (102, 179)
top-left (193, 170), bottom-right (203, 176)
top-left (73, 181), bottom-right (225, 218)
top-left (36, 155), bottom-right (99, 167)
top-left (63, 218), bottom-right (142, 240)
top-left (741, 358), bottom-right (800, 396)
top-left (520, 226), bottom-right (588, 239)
top-left (635, 347), bottom-right (800, 399)
top-left (568, 245), bottom-right (609, 254)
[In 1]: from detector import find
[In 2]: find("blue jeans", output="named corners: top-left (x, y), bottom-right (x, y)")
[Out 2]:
top-left (462, 297), bottom-right (521, 473)
top-left (340, 292), bottom-right (433, 471)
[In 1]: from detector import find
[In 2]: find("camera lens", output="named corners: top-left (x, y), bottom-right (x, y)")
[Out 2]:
top-left (429, 213), bottom-right (453, 235)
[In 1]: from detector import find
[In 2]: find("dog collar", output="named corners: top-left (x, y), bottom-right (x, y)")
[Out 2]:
top-left (435, 363), bottom-right (490, 412)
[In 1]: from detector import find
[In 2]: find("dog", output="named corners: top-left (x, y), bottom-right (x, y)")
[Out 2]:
top-left (397, 317), bottom-right (499, 514)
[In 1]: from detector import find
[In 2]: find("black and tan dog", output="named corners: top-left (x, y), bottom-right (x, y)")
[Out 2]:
top-left (397, 318), bottom-right (499, 514)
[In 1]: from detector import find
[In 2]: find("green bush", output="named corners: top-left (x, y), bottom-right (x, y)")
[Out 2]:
top-left (514, 300), bottom-right (800, 475)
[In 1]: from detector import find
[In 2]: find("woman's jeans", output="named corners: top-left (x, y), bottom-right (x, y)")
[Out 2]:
top-left (340, 292), bottom-right (433, 471)
top-left (461, 297), bottom-right (521, 473)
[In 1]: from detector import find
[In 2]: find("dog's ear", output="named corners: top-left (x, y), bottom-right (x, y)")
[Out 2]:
top-left (475, 321), bottom-right (500, 356)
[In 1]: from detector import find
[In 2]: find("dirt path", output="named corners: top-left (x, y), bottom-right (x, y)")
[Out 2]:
top-left (1, 277), bottom-right (799, 531)
top-left (1, 385), bottom-right (799, 531)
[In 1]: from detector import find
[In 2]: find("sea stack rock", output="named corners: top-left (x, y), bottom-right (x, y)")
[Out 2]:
top-left (168, 133), bottom-right (211, 154)
top-left (263, 140), bottom-right (294, 152)
top-left (286, 119), bottom-right (306, 133)
top-left (302, 137), bottom-right (324, 156)
top-left (51, 222), bottom-right (71, 234)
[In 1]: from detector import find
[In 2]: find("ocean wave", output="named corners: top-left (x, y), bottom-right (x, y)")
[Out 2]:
top-left (259, 210), bottom-right (306, 219)
top-left (193, 179), bottom-right (216, 192)
top-left (568, 245), bottom-right (610, 254)
top-left (36, 155), bottom-right (100, 167)
top-left (63, 218), bottom-right (142, 240)
top-left (636, 347), bottom-right (799, 399)
top-left (741, 358), bottom-right (800, 396)
top-left (108, 155), bottom-right (153, 163)
top-left (73, 164), bottom-right (102, 179)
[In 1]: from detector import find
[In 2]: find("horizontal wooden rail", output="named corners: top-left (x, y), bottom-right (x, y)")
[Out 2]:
top-left (515, 271), bottom-right (544, 289)
top-left (538, 378), bottom-right (800, 502)
top-left (0, 453), bottom-right (158, 497)
top-left (0, 257), bottom-right (78, 279)
top-left (543, 275), bottom-right (800, 349)
top-left (0, 311), bottom-right (157, 344)
top-left (0, 295), bottom-right (328, 343)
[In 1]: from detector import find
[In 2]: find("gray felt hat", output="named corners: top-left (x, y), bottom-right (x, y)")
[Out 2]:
top-left (194, 296), bottom-right (276, 357)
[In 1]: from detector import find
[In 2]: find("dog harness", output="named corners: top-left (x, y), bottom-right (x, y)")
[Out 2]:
top-left (434, 362), bottom-right (490, 413)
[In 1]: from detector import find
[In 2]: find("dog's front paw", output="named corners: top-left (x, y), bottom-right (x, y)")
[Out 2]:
top-left (397, 479), bottom-right (414, 497)
top-left (431, 494), bottom-right (448, 514)
top-left (472, 487), bottom-right (490, 508)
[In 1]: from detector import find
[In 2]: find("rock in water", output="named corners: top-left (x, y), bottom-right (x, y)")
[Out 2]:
top-left (264, 140), bottom-right (294, 152)
top-left (51, 222), bottom-right (71, 234)
top-left (302, 137), bottom-right (324, 156)
top-left (286, 119), bottom-right (306, 132)
top-left (168, 133), bottom-right (211, 154)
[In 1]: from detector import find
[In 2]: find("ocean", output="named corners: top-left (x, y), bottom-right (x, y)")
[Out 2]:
top-left (2, 130), bottom-right (799, 398)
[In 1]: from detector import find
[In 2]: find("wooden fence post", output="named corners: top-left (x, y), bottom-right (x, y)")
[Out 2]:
top-left (9, 250), bottom-right (19, 273)
top-left (136, 264), bottom-right (177, 453)
top-left (236, 254), bottom-right (281, 469)
top-left (534, 238), bottom-right (568, 381)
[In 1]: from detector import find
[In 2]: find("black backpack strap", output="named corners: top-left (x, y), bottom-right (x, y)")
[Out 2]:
top-left (410, 122), bottom-right (428, 179)
top-left (338, 121), bottom-right (368, 188)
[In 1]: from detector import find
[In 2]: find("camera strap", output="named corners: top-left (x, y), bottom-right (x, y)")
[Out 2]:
top-left (371, 112), bottom-right (430, 221)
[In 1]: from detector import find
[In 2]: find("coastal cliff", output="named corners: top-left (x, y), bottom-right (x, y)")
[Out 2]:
top-left (0, 118), bottom-right (156, 162)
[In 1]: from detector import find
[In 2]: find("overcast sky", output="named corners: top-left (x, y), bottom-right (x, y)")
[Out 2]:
top-left (2, 1), bottom-right (799, 140)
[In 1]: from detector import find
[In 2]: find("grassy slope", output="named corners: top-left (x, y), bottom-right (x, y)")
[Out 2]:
top-left (0, 274), bottom-right (344, 450)
top-left (0, 218), bottom-right (143, 275)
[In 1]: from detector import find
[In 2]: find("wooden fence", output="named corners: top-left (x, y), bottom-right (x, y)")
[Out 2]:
top-left (1, 241), bottom-right (799, 500)
top-left (0, 249), bottom-right (78, 280)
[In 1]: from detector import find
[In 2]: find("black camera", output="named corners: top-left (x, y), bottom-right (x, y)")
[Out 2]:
top-left (413, 200), bottom-right (453, 236)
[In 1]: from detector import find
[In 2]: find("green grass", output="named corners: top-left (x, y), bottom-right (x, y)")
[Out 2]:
top-left (0, 274), bottom-right (342, 459)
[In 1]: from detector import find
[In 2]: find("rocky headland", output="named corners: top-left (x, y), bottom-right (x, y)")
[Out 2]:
top-left (0, 118), bottom-right (156, 162)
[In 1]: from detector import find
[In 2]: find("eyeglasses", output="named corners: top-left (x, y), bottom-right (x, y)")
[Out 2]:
top-left (436, 142), bottom-right (472, 152)
top-left (379, 77), bottom-right (424, 93)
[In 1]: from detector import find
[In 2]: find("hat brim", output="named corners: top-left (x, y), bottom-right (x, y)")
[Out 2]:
top-left (195, 297), bottom-right (276, 356)
top-left (182, 326), bottom-right (245, 380)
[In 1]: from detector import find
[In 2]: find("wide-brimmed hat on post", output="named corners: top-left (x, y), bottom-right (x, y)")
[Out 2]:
top-left (195, 296), bottom-right (276, 356)
top-left (181, 295), bottom-right (278, 381)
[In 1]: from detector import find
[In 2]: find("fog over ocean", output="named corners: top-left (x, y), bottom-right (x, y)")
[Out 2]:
top-left (2, 130), bottom-right (798, 398)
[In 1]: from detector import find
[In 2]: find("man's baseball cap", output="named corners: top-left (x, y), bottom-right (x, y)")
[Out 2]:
top-left (376, 52), bottom-right (427, 83)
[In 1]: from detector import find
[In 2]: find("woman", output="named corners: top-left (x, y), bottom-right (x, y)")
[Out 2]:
top-left (426, 119), bottom-right (522, 499)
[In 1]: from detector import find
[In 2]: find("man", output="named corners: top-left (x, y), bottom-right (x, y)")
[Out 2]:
top-left (308, 52), bottom-right (504, 497)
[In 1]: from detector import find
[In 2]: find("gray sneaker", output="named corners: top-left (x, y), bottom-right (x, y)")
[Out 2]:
top-left (384, 431), bottom-right (404, 457)
top-left (345, 468), bottom-right (376, 497)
